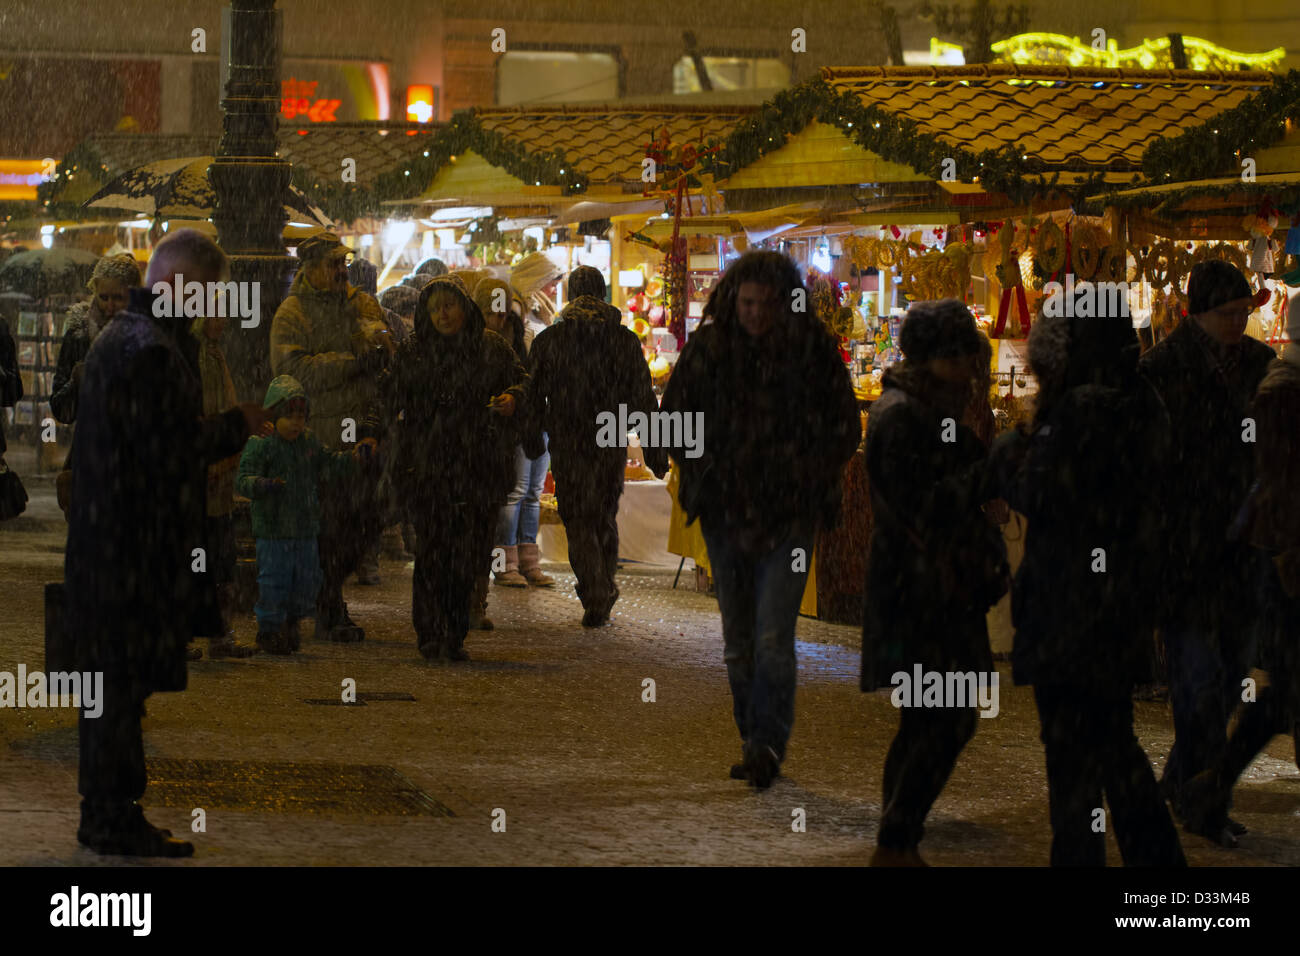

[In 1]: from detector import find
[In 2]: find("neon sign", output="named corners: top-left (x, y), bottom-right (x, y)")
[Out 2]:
top-left (281, 77), bottom-right (340, 123)
top-left (930, 34), bottom-right (1287, 71)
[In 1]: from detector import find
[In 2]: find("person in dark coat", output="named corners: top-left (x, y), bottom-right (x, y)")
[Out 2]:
top-left (65, 230), bottom-right (267, 856)
top-left (526, 272), bottom-right (667, 627)
top-left (361, 275), bottom-right (529, 661)
top-left (861, 299), bottom-right (1002, 865)
top-left (1181, 293), bottom-right (1300, 840)
top-left (0, 314), bottom-right (20, 457)
top-left (1139, 260), bottom-right (1275, 846)
top-left (662, 251), bottom-right (860, 788)
top-left (993, 295), bottom-right (1186, 866)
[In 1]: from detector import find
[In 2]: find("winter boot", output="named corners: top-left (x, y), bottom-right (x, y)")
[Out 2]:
top-left (256, 630), bottom-right (291, 655)
top-left (493, 545), bottom-right (529, 587)
top-left (208, 583), bottom-right (259, 657)
top-left (283, 617), bottom-right (302, 652)
top-left (469, 574), bottom-right (494, 630)
top-left (78, 801), bottom-right (193, 858)
top-left (518, 542), bottom-right (555, 587)
top-left (380, 524), bottom-right (412, 561)
top-left (355, 545), bottom-right (381, 586)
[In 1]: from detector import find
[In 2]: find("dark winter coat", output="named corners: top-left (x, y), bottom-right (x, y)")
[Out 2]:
top-left (527, 295), bottom-right (667, 510)
top-left (1138, 318), bottom-right (1275, 624)
top-left (65, 287), bottom-right (250, 697)
top-left (999, 313), bottom-right (1171, 689)
top-left (661, 318), bottom-right (860, 551)
top-left (362, 276), bottom-right (529, 511)
top-left (861, 365), bottom-right (995, 692)
top-left (1248, 356), bottom-right (1300, 554)
top-left (50, 300), bottom-right (107, 424)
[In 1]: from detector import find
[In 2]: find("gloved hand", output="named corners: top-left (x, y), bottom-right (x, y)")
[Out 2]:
top-left (354, 345), bottom-right (389, 376)
top-left (256, 477), bottom-right (285, 495)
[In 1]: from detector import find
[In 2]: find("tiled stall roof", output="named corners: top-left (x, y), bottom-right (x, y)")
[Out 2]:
top-left (821, 65), bottom-right (1273, 173)
top-left (474, 105), bottom-right (754, 184)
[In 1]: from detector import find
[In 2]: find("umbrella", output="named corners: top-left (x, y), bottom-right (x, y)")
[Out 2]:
top-left (83, 156), bottom-right (332, 228)
top-left (0, 248), bottom-right (99, 299)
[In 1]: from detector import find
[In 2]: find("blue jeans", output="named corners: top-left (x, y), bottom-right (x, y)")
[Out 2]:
top-left (496, 437), bottom-right (549, 546)
top-left (255, 538), bottom-right (322, 630)
top-left (701, 520), bottom-right (813, 762)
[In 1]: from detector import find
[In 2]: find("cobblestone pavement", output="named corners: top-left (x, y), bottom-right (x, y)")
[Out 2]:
top-left (2, 479), bottom-right (1298, 866)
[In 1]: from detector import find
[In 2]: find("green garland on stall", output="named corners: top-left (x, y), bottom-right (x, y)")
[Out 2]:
top-left (1142, 69), bottom-right (1300, 185)
top-left (700, 76), bottom-right (1108, 204)
top-left (1081, 180), bottom-right (1300, 217)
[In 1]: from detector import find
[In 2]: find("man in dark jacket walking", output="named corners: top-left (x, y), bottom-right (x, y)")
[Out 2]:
top-left (1181, 293), bottom-right (1300, 840)
top-left (995, 297), bottom-right (1185, 866)
top-left (66, 229), bottom-right (267, 856)
top-left (662, 252), bottom-right (860, 788)
top-left (361, 275), bottom-right (528, 661)
top-left (1139, 260), bottom-right (1274, 846)
top-left (861, 300), bottom-right (1002, 864)
top-left (526, 267), bottom-right (667, 627)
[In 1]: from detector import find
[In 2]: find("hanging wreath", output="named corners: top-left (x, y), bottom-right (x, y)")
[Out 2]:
top-left (1033, 220), bottom-right (1066, 276)
top-left (1071, 224), bottom-right (1109, 281)
top-left (1097, 242), bottom-right (1128, 283)
top-left (1145, 239), bottom-right (1176, 287)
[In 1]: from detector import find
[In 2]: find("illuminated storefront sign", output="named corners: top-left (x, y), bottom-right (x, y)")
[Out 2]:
top-left (930, 34), bottom-right (1287, 71)
top-left (0, 159), bottom-right (55, 200)
top-left (281, 77), bottom-right (341, 123)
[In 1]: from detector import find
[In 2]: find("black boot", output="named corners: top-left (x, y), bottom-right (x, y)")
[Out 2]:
top-left (78, 801), bottom-right (193, 858)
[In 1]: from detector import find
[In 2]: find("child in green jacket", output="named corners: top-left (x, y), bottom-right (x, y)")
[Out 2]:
top-left (237, 375), bottom-right (358, 653)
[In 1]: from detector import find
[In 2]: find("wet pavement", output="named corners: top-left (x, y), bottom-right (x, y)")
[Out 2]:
top-left (2, 474), bottom-right (1298, 867)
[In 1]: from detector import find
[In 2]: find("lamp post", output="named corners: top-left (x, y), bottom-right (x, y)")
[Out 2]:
top-left (208, 0), bottom-right (296, 400)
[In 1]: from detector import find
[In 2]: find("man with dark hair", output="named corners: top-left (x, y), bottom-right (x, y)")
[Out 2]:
top-left (67, 229), bottom-right (268, 856)
top-left (567, 265), bottom-right (608, 302)
top-left (662, 251), bottom-right (860, 789)
top-left (271, 231), bottom-right (392, 641)
top-left (1140, 259), bottom-right (1274, 847)
top-left (525, 274), bottom-right (664, 626)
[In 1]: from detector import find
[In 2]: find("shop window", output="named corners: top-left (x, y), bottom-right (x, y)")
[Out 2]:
top-left (496, 51), bottom-right (620, 106)
top-left (672, 56), bottom-right (789, 94)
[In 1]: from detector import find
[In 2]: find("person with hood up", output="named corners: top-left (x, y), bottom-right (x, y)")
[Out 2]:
top-left (360, 275), bottom-right (531, 662)
top-left (861, 299), bottom-right (1004, 864)
top-left (1179, 291), bottom-right (1300, 844)
top-left (662, 252), bottom-right (860, 789)
top-left (1139, 259), bottom-right (1275, 845)
top-left (238, 375), bottom-right (360, 654)
top-left (192, 311), bottom-right (260, 659)
top-left (511, 251), bottom-right (564, 326)
top-left (526, 266), bottom-right (666, 627)
top-left (270, 231), bottom-right (392, 642)
top-left (992, 290), bottom-right (1186, 867)
top-left (66, 229), bottom-right (268, 856)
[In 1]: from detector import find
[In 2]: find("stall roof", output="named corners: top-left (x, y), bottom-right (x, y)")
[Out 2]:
top-left (473, 104), bottom-right (753, 189)
top-left (818, 65), bottom-right (1272, 178)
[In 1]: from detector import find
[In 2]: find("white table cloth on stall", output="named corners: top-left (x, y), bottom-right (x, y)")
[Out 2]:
top-left (538, 479), bottom-right (676, 568)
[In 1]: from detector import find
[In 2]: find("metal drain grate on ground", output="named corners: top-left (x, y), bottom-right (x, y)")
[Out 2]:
top-left (146, 758), bottom-right (454, 816)
top-left (301, 691), bottom-right (417, 706)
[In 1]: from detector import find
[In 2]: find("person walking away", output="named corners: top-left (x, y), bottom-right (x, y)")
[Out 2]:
top-left (861, 299), bottom-right (1004, 864)
top-left (361, 276), bottom-right (529, 662)
top-left (993, 292), bottom-right (1186, 866)
top-left (66, 229), bottom-right (267, 856)
top-left (528, 268), bottom-right (667, 627)
top-left (1139, 260), bottom-right (1274, 846)
top-left (238, 375), bottom-right (360, 654)
top-left (662, 252), bottom-right (859, 789)
top-left (270, 231), bottom-right (392, 642)
top-left (193, 312), bottom-right (259, 658)
top-left (1180, 291), bottom-right (1300, 841)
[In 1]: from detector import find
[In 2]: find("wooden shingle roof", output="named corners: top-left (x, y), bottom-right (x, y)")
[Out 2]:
top-left (474, 105), bottom-right (753, 185)
top-left (821, 65), bottom-right (1273, 175)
